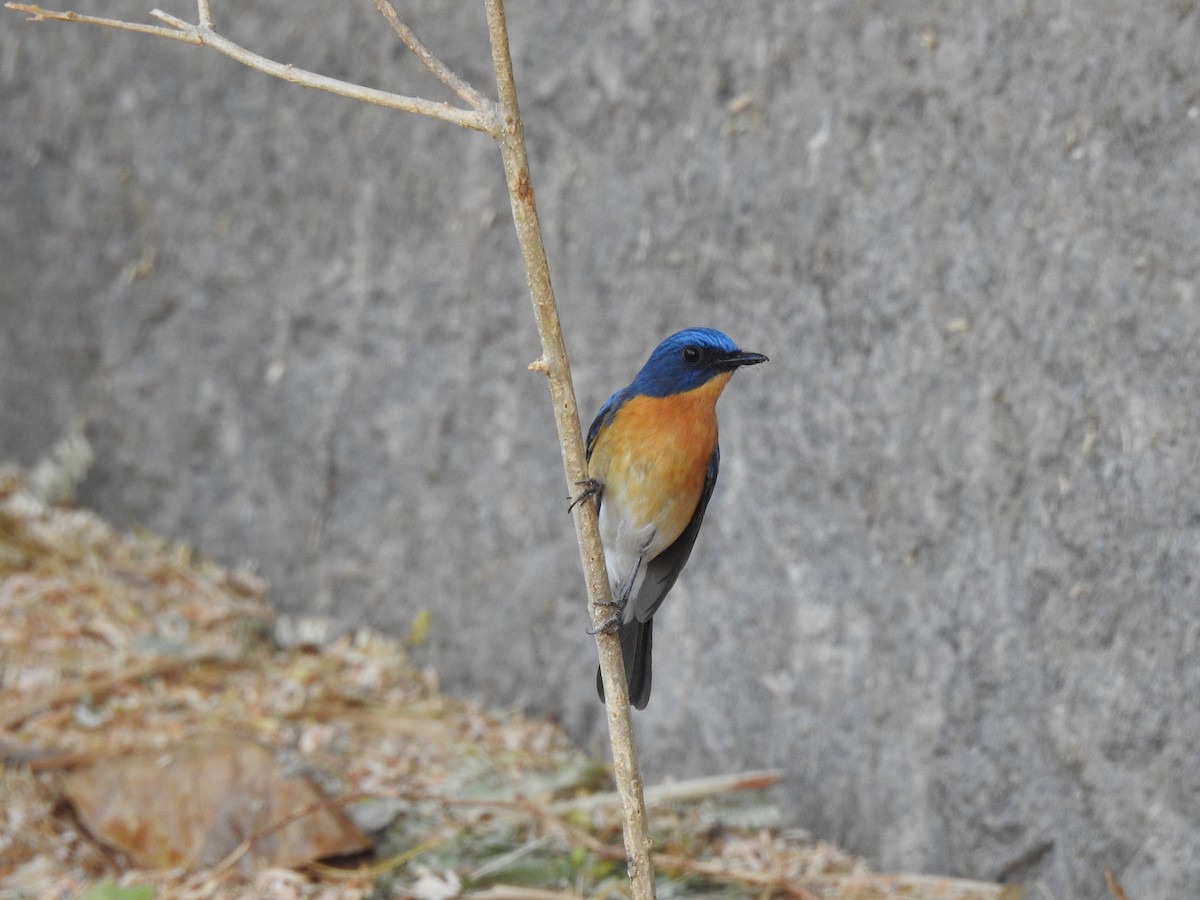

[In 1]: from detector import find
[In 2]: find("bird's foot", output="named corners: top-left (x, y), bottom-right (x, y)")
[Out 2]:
top-left (586, 594), bottom-right (626, 635)
top-left (568, 478), bottom-right (603, 513)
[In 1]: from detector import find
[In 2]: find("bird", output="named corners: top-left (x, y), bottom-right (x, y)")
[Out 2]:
top-left (578, 327), bottom-right (767, 709)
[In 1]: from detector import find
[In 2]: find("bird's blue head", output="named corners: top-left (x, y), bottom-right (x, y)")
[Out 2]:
top-left (628, 328), bottom-right (768, 398)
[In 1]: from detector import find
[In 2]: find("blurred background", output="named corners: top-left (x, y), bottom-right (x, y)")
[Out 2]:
top-left (3, 2), bottom-right (1198, 897)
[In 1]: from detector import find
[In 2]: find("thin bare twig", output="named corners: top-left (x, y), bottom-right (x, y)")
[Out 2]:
top-left (652, 852), bottom-right (820, 900)
top-left (551, 769), bottom-right (785, 815)
top-left (801, 872), bottom-right (1017, 898)
top-left (371, 0), bottom-right (488, 112)
top-left (5, 3), bottom-right (495, 134)
top-left (468, 888), bottom-right (583, 900)
top-left (8, 3), bottom-right (188, 40)
top-left (481, 1), bottom-right (655, 897)
top-left (0, 648), bottom-right (234, 729)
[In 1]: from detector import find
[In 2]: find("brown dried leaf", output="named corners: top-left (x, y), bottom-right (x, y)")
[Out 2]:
top-left (61, 735), bottom-right (371, 872)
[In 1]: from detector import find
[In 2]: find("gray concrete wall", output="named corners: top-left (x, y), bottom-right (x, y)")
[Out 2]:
top-left (3, 2), bottom-right (1198, 896)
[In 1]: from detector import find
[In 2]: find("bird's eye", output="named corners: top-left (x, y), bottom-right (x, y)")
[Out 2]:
top-left (682, 346), bottom-right (702, 364)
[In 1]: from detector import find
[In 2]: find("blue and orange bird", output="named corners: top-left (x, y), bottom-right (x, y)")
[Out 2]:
top-left (580, 327), bottom-right (767, 709)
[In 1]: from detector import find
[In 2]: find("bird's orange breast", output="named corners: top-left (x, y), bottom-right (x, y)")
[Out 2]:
top-left (589, 373), bottom-right (731, 546)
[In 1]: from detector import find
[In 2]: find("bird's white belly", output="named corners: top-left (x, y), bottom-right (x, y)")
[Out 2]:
top-left (598, 501), bottom-right (668, 624)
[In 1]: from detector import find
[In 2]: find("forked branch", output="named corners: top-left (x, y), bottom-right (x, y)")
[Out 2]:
top-left (371, 0), bottom-right (487, 112)
top-left (6, 3), bottom-right (497, 134)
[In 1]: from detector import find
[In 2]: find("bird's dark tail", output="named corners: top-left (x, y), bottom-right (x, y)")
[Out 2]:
top-left (596, 619), bottom-right (653, 710)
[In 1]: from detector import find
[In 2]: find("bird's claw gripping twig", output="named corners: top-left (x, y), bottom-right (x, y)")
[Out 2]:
top-left (587, 543), bottom-right (646, 635)
top-left (568, 478), bottom-right (603, 513)
top-left (587, 596), bottom-right (626, 635)
top-left (585, 573), bottom-right (633, 638)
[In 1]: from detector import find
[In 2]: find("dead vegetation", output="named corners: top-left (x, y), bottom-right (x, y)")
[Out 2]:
top-left (0, 467), bottom-right (1018, 899)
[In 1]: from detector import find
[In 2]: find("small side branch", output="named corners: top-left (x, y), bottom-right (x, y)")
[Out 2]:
top-left (6, 3), bottom-right (497, 134)
top-left (8, 3), bottom-right (188, 40)
top-left (372, 0), bottom-right (488, 113)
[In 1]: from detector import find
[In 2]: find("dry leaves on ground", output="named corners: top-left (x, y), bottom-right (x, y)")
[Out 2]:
top-left (0, 467), bottom-right (1019, 899)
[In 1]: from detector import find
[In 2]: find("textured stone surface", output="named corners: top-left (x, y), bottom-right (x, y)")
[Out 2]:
top-left (3, 3), bottom-right (1199, 897)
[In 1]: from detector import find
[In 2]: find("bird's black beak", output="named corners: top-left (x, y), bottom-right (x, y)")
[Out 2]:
top-left (719, 349), bottom-right (769, 369)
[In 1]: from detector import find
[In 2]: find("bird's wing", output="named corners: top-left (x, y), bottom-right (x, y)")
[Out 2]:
top-left (631, 444), bottom-right (720, 623)
top-left (585, 389), bottom-right (631, 515)
top-left (585, 389), bottom-right (626, 462)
